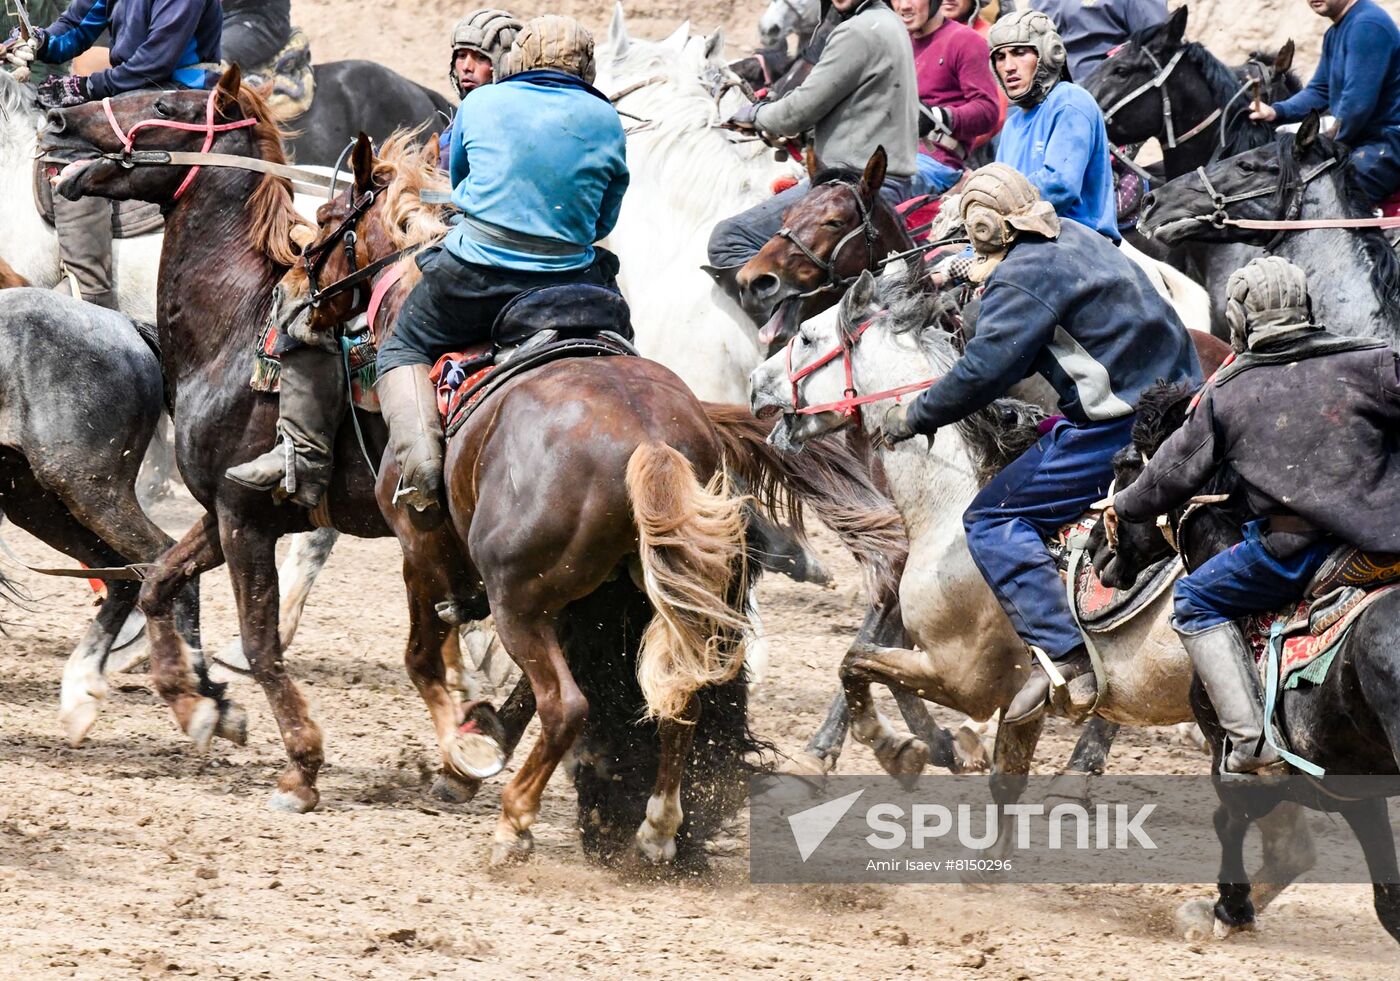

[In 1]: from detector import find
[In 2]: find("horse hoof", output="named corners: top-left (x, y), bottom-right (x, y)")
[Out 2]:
top-left (268, 787), bottom-right (318, 814)
top-left (1176, 898), bottom-right (1225, 942)
top-left (211, 640), bottom-right (253, 677)
top-left (184, 697), bottom-right (220, 752)
top-left (780, 751), bottom-right (835, 777)
top-left (447, 731), bottom-right (506, 781)
top-left (428, 772), bottom-right (480, 804)
top-left (1043, 770), bottom-right (1093, 811)
top-left (215, 702), bottom-right (249, 746)
top-left (875, 734), bottom-right (929, 783)
top-left (490, 830), bottom-right (534, 867)
top-left (106, 639), bottom-right (149, 675)
top-left (634, 828), bottom-right (678, 866)
top-left (60, 698), bottom-right (100, 748)
top-left (951, 726), bottom-right (990, 773)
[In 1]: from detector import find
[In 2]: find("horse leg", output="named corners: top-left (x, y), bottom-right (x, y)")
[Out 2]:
top-left (431, 672), bottom-right (538, 805)
top-left (488, 611), bottom-right (588, 866)
top-left (634, 698), bottom-right (700, 865)
top-left (1176, 796), bottom-right (1260, 941)
top-left (891, 688), bottom-right (989, 773)
top-left (1044, 718), bottom-right (1121, 808)
top-left (216, 513), bottom-right (322, 812)
top-left (839, 642), bottom-right (931, 780)
top-left (973, 714), bottom-right (1047, 875)
top-left (1339, 796), bottom-right (1400, 943)
top-left (1240, 800), bottom-right (1316, 915)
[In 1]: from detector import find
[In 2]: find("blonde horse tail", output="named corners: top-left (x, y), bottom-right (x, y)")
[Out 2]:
top-left (626, 442), bottom-right (750, 722)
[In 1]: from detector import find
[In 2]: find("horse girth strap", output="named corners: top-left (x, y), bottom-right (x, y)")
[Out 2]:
top-left (105, 149), bottom-right (336, 197)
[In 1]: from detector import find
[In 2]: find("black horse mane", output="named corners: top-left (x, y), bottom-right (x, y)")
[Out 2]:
top-left (811, 167), bottom-right (863, 187)
top-left (1130, 380), bottom-right (1198, 456)
top-left (1277, 132), bottom-right (1400, 312)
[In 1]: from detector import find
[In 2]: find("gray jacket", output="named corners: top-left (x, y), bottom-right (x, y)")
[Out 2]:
top-left (753, 0), bottom-right (918, 178)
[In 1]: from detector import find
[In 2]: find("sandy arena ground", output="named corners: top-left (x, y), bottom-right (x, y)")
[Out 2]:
top-left (1, 491), bottom-right (1397, 980)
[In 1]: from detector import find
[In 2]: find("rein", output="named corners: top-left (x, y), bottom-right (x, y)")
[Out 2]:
top-left (785, 315), bottom-right (939, 417)
top-left (1187, 155), bottom-right (1400, 238)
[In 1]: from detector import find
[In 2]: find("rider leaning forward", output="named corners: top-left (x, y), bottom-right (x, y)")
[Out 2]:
top-left (882, 163), bottom-right (1201, 723)
top-left (5, 0), bottom-right (223, 310)
top-left (1107, 257), bottom-right (1400, 775)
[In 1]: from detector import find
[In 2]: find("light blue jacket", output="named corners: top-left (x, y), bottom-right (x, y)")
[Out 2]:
top-left (996, 81), bottom-right (1119, 242)
top-left (445, 70), bottom-right (629, 272)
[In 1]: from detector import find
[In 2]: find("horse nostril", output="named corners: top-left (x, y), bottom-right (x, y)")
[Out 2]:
top-left (749, 273), bottom-right (781, 299)
top-left (1141, 191), bottom-right (1157, 212)
top-left (44, 110), bottom-right (66, 134)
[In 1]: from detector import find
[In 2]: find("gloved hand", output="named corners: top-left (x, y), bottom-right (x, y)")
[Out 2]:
top-left (725, 101), bottom-right (760, 131)
top-left (4, 27), bottom-right (47, 82)
top-left (36, 73), bottom-right (91, 110)
top-left (877, 403), bottom-right (921, 450)
top-left (918, 104), bottom-right (952, 138)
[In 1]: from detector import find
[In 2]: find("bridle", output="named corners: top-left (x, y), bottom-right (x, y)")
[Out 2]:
top-left (777, 181), bottom-right (881, 297)
top-left (101, 87), bottom-right (257, 199)
top-left (299, 184), bottom-right (406, 311)
top-left (784, 314), bottom-right (939, 418)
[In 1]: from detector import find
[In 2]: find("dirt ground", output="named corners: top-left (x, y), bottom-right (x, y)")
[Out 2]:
top-left (1, 491), bottom-right (1397, 980)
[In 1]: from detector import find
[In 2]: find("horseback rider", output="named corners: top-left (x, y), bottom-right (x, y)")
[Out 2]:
top-left (221, 0), bottom-right (291, 70)
top-left (880, 163), bottom-right (1201, 723)
top-left (4, 0), bottom-right (222, 310)
top-left (707, 0), bottom-right (919, 308)
top-left (375, 15), bottom-right (627, 519)
top-left (894, 0), bottom-right (1001, 194)
top-left (1250, 0), bottom-right (1400, 210)
top-left (438, 9), bottom-right (523, 167)
top-left (1028, 0), bottom-right (1167, 80)
top-left (1106, 257), bottom-right (1400, 776)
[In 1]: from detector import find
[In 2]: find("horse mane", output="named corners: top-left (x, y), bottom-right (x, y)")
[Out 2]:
top-left (371, 129), bottom-right (450, 251)
top-left (1278, 132), bottom-right (1400, 312)
top-left (1129, 380), bottom-right (1197, 456)
top-left (811, 167), bottom-right (862, 187)
top-left (232, 83), bottom-right (312, 267)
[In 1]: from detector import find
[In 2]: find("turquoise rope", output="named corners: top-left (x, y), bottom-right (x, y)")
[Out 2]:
top-left (1261, 619), bottom-right (1326, 777)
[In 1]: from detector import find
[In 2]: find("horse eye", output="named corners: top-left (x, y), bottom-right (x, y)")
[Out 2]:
top-left (153, 100), bottom-right (172, 118)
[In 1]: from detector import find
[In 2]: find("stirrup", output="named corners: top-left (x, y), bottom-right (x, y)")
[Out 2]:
top-left (392, 474), bottom-right (439, 512)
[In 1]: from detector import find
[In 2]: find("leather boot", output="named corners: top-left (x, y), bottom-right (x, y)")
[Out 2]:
top-left (53, 192), bottom-right (117, 310)
top-left (1004, 644), bottom-right (1094, 724)
top-left (1175, 621), bottom-right (1285, 776)
top-left (378, 364), bottom-right (444, 515)
top-left (225, 346), bottom-right (346, 508)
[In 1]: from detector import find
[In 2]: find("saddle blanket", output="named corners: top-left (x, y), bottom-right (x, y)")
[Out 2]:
top-left (1247, 584), bottom-right (1400, 692)
top-left (430, 351), bottom-right (495, 425)
top-left (1051, 515), bottom-right (1181, 634)
top-left (249, 319), bottom-right (380, 412)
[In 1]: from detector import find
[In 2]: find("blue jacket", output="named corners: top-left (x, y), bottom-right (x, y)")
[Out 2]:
top-left (1271, 0), bottom-right (1400, 147)
top-left (445, 70), bottom-right (629, 273)
top-left (41, 0), bottom-right (222, 98)
top-left (1030, 0), bottom-right (1168, 80)
top-left (905, 218), bottom-right (1200, 432)
top-left (996, 81), bottom-right (1119, 242)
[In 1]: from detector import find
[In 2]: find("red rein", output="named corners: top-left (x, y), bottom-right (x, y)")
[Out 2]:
top-left (785, 316), bottom-right (941, 417)
top-left (102, 87), bottom-right (258, 200)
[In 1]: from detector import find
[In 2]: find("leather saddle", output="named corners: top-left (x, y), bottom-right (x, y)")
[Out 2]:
top-left (491, 283), bottom-right (633, 347)
top-left (1305, 545), bottom-right (1400, 600)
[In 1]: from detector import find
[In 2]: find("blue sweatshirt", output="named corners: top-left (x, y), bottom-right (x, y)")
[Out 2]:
top-left (41, 0), bottom-right (222, 98)
top-left (996, 81), bottom-right (1119, 242)
top-left (906, 219), bottom-right (1200, 432)
top-left (445, 71), bottom-right (629, 273)
top-left (1271, 0), bottom-right (1400, 147)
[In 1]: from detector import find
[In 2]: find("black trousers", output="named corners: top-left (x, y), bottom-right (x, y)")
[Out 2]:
top-left (222, 0), bottom-right (292, 69)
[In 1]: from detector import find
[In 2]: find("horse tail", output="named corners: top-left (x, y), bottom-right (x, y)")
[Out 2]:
top-left (626, 442), bottom-right (750, 722)
top-left (701, 402), bottom-right (907, 604)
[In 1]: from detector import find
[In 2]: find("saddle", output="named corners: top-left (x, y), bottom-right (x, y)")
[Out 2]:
top-left (1051, 515), bottom-right (1182, 634)
top-left (1305, 544), bottom-right (1400, 598)
top-left (34, 161), bottom-right (164, 238)
top-left (242, 28), bottom-right (316, 120)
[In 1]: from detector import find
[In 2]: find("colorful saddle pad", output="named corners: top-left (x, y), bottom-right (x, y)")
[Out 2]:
top-left (249, 319), bottom-right (380, 412)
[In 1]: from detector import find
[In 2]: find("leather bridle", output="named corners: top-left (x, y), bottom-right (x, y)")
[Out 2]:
top-left (785, 314), bottom-right (939, 418)
top-left (299, 184), bottom-right (406, 310)
top-left (778, 181), bottom-right (881, 298)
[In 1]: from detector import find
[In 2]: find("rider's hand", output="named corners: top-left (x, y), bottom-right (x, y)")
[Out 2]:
top-left (4, 27), bottom-right (47, 74)
top-left (1248, 100), bottom-right (1277, 123)
top-left (918, 104), bottom-right (952, 138)
top-left (36, 73), bottom-right (91, 110)
top-left (878, 403), bottom-right (920, 450)
top-left (725, 102), bottom-right (759, 131)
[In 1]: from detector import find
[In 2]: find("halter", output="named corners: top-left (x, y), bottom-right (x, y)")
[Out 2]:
top-left (299, 184), bottom-right (401, 309)
top-left (101, 87), bottom-right (259, 200)
top-left (1100, 44), bottom-right (1227, 182)
top-left (784, 315), bottom-right (940, 418)
top-left (777, 181), bottom-right (881, 298)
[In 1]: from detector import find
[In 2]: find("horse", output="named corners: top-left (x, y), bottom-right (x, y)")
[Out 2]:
top-left (1139, 113), bottom-right (1400, 345)
top-left (1080, 5), bottom-right (1302, 330)
top-left (282, 61), bottom-right (453, 166)
top-left (728, 0), bottom-right (827, 95)
top-left (746, 266), bottom-right (1329, 877)
top-left (1096, 381), bottom-right (1400, 944)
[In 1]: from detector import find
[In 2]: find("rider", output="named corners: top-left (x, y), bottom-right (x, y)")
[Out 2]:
top-left (1107, 257), bottom-right (1400, 775)
top-left (894, 0), bottom-right (1001, 194)
top-left (4, 0), bottom-right (222, 310)
top-left (439, 9), bottom-right (523, 167)
top-left (1250, 0), bottom-right (1400, 210)
top-left (707, 0), bottom-right (919, 295)
top-left (221, 0), bottom-right (291, 70)
top-left (940, 0), bottom-right (995, 40)
top-left (988, 9), bottom-right (1118, 241)
top-left (1028, 0), bottom-right (1168, 80)
top-left (376, 15), bottom-right (627, 519)
top-left (880, 164), bottom-right (1200, 723)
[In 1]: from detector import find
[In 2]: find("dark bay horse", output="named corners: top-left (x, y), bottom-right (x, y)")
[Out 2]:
top-left (284, 60), bottom-right (453, 166)
top-left (1096, 382), bottom-right (1400, 943)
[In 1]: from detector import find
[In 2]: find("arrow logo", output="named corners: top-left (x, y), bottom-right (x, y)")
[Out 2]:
top-left (787, 789), bottom-right (864, 861)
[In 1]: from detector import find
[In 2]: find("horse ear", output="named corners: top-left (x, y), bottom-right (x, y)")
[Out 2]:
top-left (1297, 111), bottom-right (1321, 151)
top-left (608, 2), bottom-right (630, 57)
top-left (351, 133), bottom-right (375, 194)
top-left (839, 270), bottom-right (878, 334)
top-left (213, 64), bottom-right (241, 116)
top-left (704, 27), bottom-right (725, 62)
top-left (861, 146), bottom-right (888, 201)
top-left (424, 132), bottom-right (441, 166)
top-left (663, 20), bottom-right (690, 51)
top-left (1163, 5), bottom-right (1188, 47)
top-left (1275, 39), bottom-right (1295, 74)
top-left (806, 146), bottom-right (821, 182)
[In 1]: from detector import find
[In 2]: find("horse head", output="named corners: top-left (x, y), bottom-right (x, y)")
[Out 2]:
top-left (1082, 5), bottom-right (1193, 146)
top-left (737, 146), bottom-right (912, 348)
top-left (758, 0), bottom-right (819, 51)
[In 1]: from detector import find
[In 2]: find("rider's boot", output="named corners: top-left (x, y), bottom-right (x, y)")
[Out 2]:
top-left (378, 363), bottom-right (444, 518)
top-left (53, 193), bottom-right (117, 309)
top-left (1175, 620), bottom-right (1286, 776)
top-left (225, 346), bottom-right (346, 508)
top-left (1004, 643), bottom-right (1094, 724)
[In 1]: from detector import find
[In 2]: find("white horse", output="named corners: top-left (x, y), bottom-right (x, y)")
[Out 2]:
top-left (758, 0), bottom-right (822, 52)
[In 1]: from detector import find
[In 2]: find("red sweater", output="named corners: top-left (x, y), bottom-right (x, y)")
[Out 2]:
top-left (910, 17), bottom-right (1002, 166)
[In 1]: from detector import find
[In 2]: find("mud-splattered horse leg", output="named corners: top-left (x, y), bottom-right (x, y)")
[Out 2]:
top-left (1044, 717), bottom-right (1121, 806)
top-left (635, 699), bottom-right (700, 864)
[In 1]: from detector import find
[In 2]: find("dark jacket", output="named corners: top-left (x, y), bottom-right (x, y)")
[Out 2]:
top-left (1115, 331), bottom-right (1400, 553)
top-left (42, 0), bottom-right (222, 98)
top-left (905, 218), bottom-right (1200, 432)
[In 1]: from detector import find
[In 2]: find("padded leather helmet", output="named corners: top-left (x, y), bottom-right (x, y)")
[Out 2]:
top-left (500, 15), bottom-right (597, 86)
top-left (987, 9), bottom-right (1067, 108)
top-left (449, 9), bottom-right (523, 89)
top-left (1225, 256), bottom-right (1316, 352)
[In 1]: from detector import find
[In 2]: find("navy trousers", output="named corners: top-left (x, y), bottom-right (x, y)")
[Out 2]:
top-left (963, 416), bottom-right (1135, 659)
top-left (1349, 126), bottom-right (1400, 209)
top-left (1172, 519), bottom-right (1334, 634)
